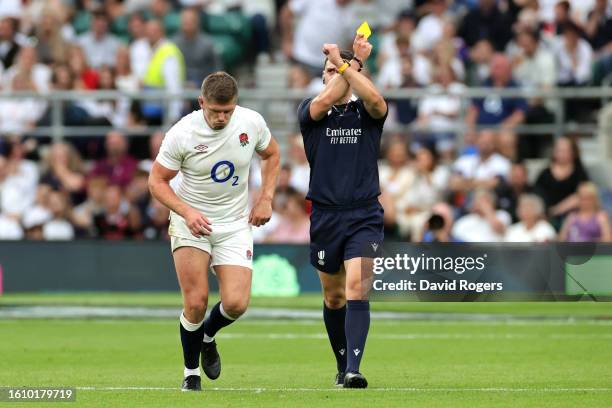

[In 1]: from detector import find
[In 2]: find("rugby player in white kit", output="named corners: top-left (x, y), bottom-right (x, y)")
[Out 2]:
top-left (148, 72), bottom-right (280, 391)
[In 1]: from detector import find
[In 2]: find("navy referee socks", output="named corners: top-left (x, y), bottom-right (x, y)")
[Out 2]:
top-left (345, 300), bottom-right (370, 374)
top-left (323, 303), bottom-right (347, 373)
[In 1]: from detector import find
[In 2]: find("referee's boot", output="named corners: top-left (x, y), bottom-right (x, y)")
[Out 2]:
top-left (343, 372), bottom-right (368, 389)
top-left (181, 375), bottom-right (202, 391)
top-left (201, 340), bottom-right (221, 380)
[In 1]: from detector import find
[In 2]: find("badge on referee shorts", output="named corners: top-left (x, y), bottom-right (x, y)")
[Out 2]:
top-left (317, 250), bottom-right (325, 266)
top-left (246, 249), bottom-right (252, 260)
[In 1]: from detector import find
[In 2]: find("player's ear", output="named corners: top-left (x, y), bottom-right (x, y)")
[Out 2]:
top-left (198, 96), bottom-right (205, 109)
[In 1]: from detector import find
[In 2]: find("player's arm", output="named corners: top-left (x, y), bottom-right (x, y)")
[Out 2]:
top-left (309, 46), bottom-right (352, 121)
top-left (148, 161), bottom-right (212, 237)
top-left (338, 34), bottom-right (387, 119)
top-left (250, 137), bottom-right (280, 227)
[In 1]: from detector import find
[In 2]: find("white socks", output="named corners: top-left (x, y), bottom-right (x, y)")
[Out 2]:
top-left (180, 311), bottom-right (204, 331)
top-left (184, 367), bottom-right (200, 377)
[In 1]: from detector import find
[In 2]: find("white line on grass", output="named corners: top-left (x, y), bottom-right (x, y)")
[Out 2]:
top-left (215, 333), bottom-right (612, 340)
top-left (74, 386), bottom-right (611, 393)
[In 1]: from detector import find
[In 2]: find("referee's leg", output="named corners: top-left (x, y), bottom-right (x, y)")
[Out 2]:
top-left (343, 257), bottom-right (373, 387)
top-left (318, 268), bottom-right (348, 385)
top-left (173, 246), bottom-right (211, 386)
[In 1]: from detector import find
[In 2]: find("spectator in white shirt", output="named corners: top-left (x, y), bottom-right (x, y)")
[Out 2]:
top-left (513, 29), bottom-right (557, 92)
top-left (452, 189), bottom-right (512, 242)
top-left (77, 9), bottom-right (121, 70)
top-left (2, 45), bottom-right (51, 93)
top-left (505, 194), bottom-right (557, 242)
top-left (0, 139), bottom-right (39, 218)
top-left (554, 21), bottom-right (593, 85)
top-left (412, 0), bottom-right (448, 52)
top-left (451, 129), bottom-right (511, 193)
top-left (127, 12), bottom-right (151, 81)
top-left (288, 135), bottom-right (310, 196)
top-left (280, 0), bottom-right (357, 75)
top-left (416, 64), bottom-right (465, 151)
top-left (396, 145), bottom-right (450, 240)
top-left (0, 72), bottom-right (47, 135)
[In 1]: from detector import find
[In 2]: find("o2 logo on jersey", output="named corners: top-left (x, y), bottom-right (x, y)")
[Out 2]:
top-left (211, 160), bottom-right (239, 186)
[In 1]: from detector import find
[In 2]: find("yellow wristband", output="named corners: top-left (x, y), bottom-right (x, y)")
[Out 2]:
top-left (337, 62), bottom-right (350, 75)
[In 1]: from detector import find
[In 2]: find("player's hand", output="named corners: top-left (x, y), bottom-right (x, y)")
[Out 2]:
top-left (353, 33), bottom-right (372, 63)
top-left (249, 197), bottom-right (272, 227)
top-left (184, 207), bottom-right (213, 237)
top-left (322, 43), bottom-right (343, 67)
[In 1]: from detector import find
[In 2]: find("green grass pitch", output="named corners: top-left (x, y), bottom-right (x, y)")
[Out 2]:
top-left (0, 293), bottom-right (611, 407)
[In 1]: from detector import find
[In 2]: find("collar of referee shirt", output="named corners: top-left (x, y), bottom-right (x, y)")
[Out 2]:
top-left (329, 94), bottom-right (358, 116)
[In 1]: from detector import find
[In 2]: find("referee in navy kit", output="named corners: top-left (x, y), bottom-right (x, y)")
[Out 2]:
top-left (297, 33), bottom-right (387, 389)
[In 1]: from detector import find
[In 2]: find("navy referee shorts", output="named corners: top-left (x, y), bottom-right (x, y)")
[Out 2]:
top-left (309, 200), bottom-right (384, 274)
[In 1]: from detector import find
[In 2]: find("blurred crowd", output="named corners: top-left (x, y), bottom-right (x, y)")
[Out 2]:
top-left (0, 0), bottom-right (611, 243)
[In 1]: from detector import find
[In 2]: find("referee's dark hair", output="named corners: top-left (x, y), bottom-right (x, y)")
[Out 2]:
top-left (201, 71), bottom-right (239, 103)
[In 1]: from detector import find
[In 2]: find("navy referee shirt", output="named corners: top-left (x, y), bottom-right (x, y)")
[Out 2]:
top-left (297, 96), bottom-right (387, 208)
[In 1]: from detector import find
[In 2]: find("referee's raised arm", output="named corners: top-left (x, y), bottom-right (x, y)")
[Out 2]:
top-left (335, 34), bottom-right (387, 119)
top-left (308, 44), bottom-right (353, 121)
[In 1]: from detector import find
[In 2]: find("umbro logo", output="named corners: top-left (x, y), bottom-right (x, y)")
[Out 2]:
top-left (194, 144), bottom-right (208, 152)
top-left (339, 348), bottom-right (345, 356)
top-left (353, 348), bottom-right (361, 356)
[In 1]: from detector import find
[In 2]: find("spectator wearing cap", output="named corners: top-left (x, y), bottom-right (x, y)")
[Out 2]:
top-left (77, 9), bottom-right (121, 70)
top-left (22, 205), bottom-right (51, 240)
top-left (89, 131), bottom-right (138, 189)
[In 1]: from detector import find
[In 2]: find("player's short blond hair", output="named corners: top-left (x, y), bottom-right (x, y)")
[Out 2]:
top-left (201, 71), bottom-right (238, 103)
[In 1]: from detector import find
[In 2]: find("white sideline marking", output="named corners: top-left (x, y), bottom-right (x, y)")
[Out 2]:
top-left (74, 386), bottom-right (611, 393)
top-left (216, 333), bottom-right (612, 340)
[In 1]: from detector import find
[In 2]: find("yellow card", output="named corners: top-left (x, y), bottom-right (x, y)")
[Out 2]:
top-left (356, 21), bottom-right (372, 40)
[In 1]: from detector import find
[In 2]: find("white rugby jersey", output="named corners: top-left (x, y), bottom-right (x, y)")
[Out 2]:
top-left (156, 106), bottom-right (272, 224)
